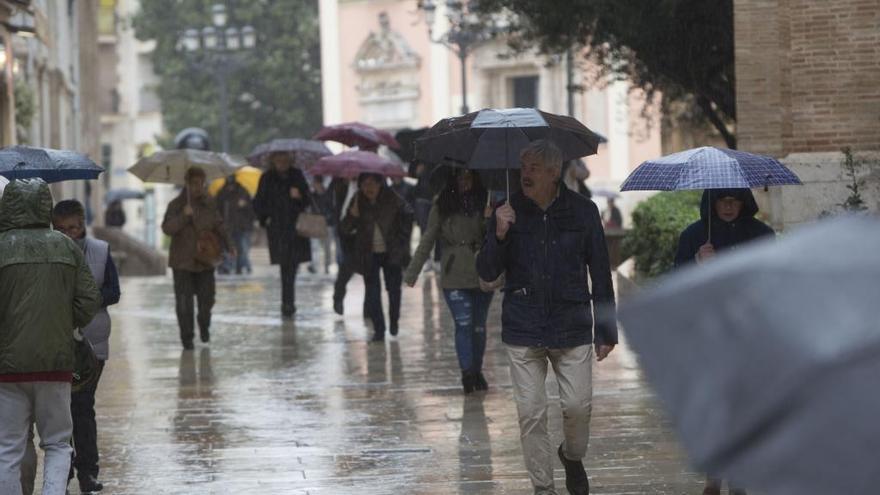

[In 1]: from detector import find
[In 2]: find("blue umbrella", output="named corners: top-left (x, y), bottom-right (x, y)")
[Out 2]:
top-left (620, 146), bottom-right (801, 191)
top-left (620, 146), bottom-right (802, 241)
top-left (0, 146), bottom-right (103, 183)
top-left (105, 188), bottom-right (146, 204)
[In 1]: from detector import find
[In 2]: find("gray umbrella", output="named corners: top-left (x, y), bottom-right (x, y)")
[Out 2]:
top-left (617, 216), bottom-right (880, 495)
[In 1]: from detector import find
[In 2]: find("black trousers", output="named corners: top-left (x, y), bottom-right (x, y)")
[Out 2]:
top-left (364, 253), bottom-right (402, 335)
top-left (280, 263), bottom-right (299, 311)
top-left (173, 269), bottom-right (216, 344)
top-left (71, 360), bottom-right (106, 480)
top-left (333, 260), bottom-right (355, 305)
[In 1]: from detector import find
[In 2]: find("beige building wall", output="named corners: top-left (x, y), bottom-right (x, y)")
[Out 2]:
top-left (321, 0), bottom-right (663, 222)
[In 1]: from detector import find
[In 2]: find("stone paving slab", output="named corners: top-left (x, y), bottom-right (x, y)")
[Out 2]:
top-left (43, 263), bottom-right (711, 494)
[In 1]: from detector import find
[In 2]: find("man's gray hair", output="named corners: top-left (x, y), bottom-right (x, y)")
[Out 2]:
top-left (520, 139), bottom-right (563, 171)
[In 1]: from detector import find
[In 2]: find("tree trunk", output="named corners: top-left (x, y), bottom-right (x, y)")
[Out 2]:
top-left (697, 96), bottom-right (736, 149)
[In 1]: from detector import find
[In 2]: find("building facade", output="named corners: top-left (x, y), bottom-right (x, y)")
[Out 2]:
top-left (2, 0), bottom-right (104, 221)
top-left (736, 0), bottom-right (880, 227)
top-left (319, 0), bottom-right (663, 218)
top-left (97, 0), bottom-right (171, 247)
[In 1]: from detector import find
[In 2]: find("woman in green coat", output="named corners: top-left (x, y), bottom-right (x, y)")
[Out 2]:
top-left (404, 169), bottom-right (494, 393)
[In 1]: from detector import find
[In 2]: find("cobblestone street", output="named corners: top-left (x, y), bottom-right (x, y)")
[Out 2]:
top-left (65, 260), bottom-right (703, 494)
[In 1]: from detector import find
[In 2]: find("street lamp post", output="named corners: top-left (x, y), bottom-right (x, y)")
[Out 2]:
top-left (419, 0), bottom-right (502, 115)
top-left (177, 4), bottom-right (256, 153)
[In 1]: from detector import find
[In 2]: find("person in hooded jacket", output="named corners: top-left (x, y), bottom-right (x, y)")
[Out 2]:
top-left (0, 179), bottom-right (101, 495)
top-left (674, 187), bottom-right (774, 495)
top-left (675, 188), bottom-right (774, 267)
top-left (252, 152), bottom-right (312, 317)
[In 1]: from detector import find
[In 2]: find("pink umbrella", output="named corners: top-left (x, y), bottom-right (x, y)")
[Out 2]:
top-left (313, 122), bottom-right (401, 150)
top-left (310, 151), bottom-right (406, 180)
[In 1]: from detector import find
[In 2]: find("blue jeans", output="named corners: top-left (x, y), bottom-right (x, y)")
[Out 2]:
top-left (234, 231), bottom-right (252, 273)
top-left (443, 289), bottom-right (493, 373)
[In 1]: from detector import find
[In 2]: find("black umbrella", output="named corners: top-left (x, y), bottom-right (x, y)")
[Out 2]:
top-left (416, 108), bottom-right (602, 196)
top-left (393, 127), bottom-right (429, 171)
top-left (247, 139), bottom-right (332, 169)
top-left (618, 216), bottom-right (880, 495)
top-left (0, 146), bottom-right (103, 183)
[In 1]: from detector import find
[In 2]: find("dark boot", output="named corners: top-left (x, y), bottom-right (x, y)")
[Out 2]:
top-left (333, 299), bottom-right (344, 315)
top-left (702, 478), bottom-right (722, 495)
top-left (461, 373), bottom-right (476, 394)
top-left (282, 304), bottom-right (296, 319)
top-left (474, 372), bottom-right (488, 391)
top-left (730, 490), bottom-right (748, 495)
top-left (199, 327), bottom-right (210, 343)
top-left (79, 474), bottom-right (103, 493)
top-left (557, 443), bottom-right (589, 495)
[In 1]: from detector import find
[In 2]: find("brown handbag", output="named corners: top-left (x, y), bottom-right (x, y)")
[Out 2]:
top-left (195, 230), bottom-right (223, 267)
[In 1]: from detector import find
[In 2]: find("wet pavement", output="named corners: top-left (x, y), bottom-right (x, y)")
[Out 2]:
top-left (64, 253), bottom-right (705, 494)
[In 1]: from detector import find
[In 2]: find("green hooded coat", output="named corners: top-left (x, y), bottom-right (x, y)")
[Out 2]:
top-left (0, 179), bottom-right (101, 380)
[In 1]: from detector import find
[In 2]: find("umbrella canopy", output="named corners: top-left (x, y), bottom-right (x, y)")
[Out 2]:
top-left (0, 146), bottom-right (103, 183)
top-left (415, 107), bottom-right (603, 171)
top-left (620, 146), bottom-right (802, 191)
top-left (128, 149), bottom-right (240, 185)
top-left (393, 127), bottom-right (429, 167)
top-left (208, 165), bottom-right (262, 197)
top-left (246, 139), bottom-right (331, 169)
top-left (591, 188), bottom-right (620, 199)
top-left (313, 122), bottom-right (400, 150)
top-left (310, 150), bottom-right (405, 180)
top-left (618, 216), bottom-right (880, 495)
top-left (105, 188), bottom-right (146, 203)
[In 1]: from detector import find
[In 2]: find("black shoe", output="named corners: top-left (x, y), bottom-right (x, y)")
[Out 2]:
top-left (474, 372), bottom-right (488, 391)
top-left (371, 333), bottom-right (385, 342)
top-left (199, 329), bottom-right (210, 343)
top-left (79, 475), bottom-right (103, 493)
top-left (558, 443), bottom-right (589, 495)
top-left (461, 373), bottom-right (476, 394)
top-left (182, 340), bottom-right (194, 350)
top-left (282, 305), bottom-right (296, 318)
top-left (333, 300), bottom-right (344, 315)
top-left (389, 322), bottom-right (399, 336)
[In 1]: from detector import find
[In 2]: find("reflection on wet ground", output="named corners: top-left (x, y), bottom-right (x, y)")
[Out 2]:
top-left (70, 261), bottom-right (702, 494)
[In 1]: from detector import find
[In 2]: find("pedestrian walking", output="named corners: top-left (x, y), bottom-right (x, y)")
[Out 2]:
top-left (331, 177), bottom-right (359, 314)
top-left (339, 173), bottom-right (413, 341)
top-left (215, 175), bottom-right (256, 274)
top-left (602, 197), bottom-right (623, 229)
top-left (477, 140), bottom-right (618, 495)
top-left (162, 166), bottom-right (234, 349)
top-left (307, 175), bottom-right (334, 274)
top-left (674, 187), bottom-right (774, 495)
top-left (404, 168), bottom-right (494, 393)
top-left (42, 200), bottom-right (120, 494)
top-left (103, 199), bottom-right (126, 228)
top-left (0, 179), bottom-right (101, 495)
top-left (252, 151), bottom-right (312, 318)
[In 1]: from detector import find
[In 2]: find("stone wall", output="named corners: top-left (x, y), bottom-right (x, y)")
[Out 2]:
top-left (735, 0), bottom-right (880, 228)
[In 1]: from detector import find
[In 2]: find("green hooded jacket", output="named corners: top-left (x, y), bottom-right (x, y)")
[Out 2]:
top-left (0, 179), bottom-right (101, 380)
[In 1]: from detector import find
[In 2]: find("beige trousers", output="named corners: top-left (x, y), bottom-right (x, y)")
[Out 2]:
top-left (506, 344), bottom-right (594, 494)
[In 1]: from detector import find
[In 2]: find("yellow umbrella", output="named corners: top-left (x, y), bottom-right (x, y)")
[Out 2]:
top-left (209, 165), bottom-right (262, 197)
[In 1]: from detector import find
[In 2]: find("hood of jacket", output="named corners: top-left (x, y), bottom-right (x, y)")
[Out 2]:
top-left (0, 179), bottom-right (53, 232)
top-left (700, 188), bottom-right (760, 223)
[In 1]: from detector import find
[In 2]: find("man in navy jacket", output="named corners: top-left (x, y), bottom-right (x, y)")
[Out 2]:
top-left (477, 139), bottom-right (617, 495)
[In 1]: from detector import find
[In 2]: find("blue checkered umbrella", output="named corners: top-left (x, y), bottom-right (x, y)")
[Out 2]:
top-left (620, 146), bottom-right (802, 191)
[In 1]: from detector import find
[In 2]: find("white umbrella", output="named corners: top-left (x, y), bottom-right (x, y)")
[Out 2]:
top-left (127, 149), bottom-right (240, 185)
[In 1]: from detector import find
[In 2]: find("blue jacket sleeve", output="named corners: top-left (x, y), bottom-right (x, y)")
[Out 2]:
top-left (101, 252), bottom-right (121, 307)
top-left (584, 202), bottom-right (618, 346)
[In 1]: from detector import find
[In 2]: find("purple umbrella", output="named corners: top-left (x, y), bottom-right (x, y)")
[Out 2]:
top-left (247, 139), bottom-right (331, 169)
top-left (313, 122), bottom-right (400, 150)
top-left (310, 151), bottom-right (405, 180)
